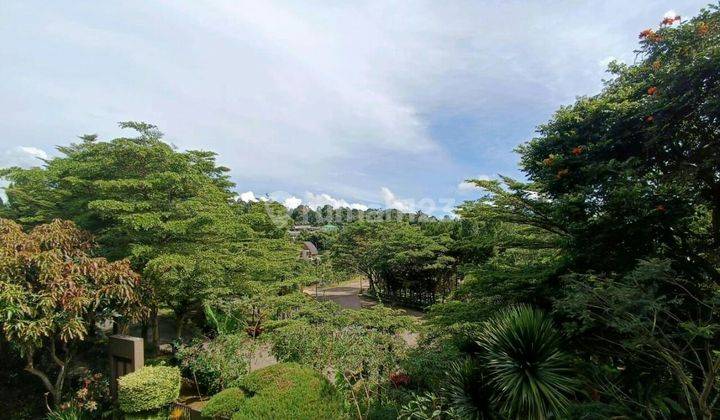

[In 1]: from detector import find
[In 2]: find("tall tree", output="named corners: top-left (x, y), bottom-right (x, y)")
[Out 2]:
top-left (0, 123), bottom-right (276, 341)
top-left (448, 7), bottom-right (720, 417)
top-left (0, 219), bottom-right (145, 407)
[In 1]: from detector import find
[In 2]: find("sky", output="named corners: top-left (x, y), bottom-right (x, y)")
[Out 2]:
top-left (0, 1), bottom-right (710, 214)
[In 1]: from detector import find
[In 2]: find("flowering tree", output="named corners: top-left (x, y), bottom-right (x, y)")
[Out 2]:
top-left (0, 218), bottom-right (146, 408)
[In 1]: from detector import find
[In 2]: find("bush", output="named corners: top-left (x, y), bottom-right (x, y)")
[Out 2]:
top-left (477, 305), bottom-right (575, 419)
top-left (401, 336), bottom-right (464, 390)
top-left (202, 388), bottom-right (246, 418)
top-left (176, 334), bottom-right (250, 394)
top-left (117, 366), bottom-right (181, 414)
top-left (231, 363), bottom-right (344, 420)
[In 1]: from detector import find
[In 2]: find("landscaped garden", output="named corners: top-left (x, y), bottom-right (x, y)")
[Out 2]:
top-left (1, 5), bottom-right (720, 419)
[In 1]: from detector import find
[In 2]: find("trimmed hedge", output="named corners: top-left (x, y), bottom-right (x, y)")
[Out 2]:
top-left (231, 363), bottom-right (344, 420)
top-left (118, 366), bottom-right (181, 414)
top-left (202, 388), bottom-right (246, 418)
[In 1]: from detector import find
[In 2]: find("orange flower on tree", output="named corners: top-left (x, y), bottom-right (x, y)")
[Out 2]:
top-left (572, 146), bottom-right (584, 156)
top-left (556, 169), bottom-right (569, 179)
top-left (647, 86), bottom-right (658, 96)
top-left (542, 154), bottom-right (556, 166)
top-left (639, 29), bottom-right (662, 42)
top-left (652, 60), bottom-right (662, 70)
top-left (646, 115), bottom-right (654, 123)
top-left (639, 29), bottom-right (654, 39)
top-left (661, 15), bottom-right (680, 26)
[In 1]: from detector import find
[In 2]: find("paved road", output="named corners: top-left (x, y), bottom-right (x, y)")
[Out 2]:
top-left (304, 278), bottom-right (423, 347)
top-left (304, 278), bottom-right (425, 318)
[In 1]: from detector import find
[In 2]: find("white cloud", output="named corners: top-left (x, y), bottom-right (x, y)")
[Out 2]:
top-left (664, 10), bottom-right (680, 20)
top-left (458, 175), bottom-right (492, 192)
top-left (380, 187), bottom-right (414, 213)
top-left (0, 146), bottom-right (48, 169)
top-left (283, 196), bottom-right (302, 209)
top-left (256, 190), bottom-right (369, 210)
top-left (0, 0), bottom-right (710, 212)
top-left (239, 190), bottom-right (258, 202)
top-left (304, 192), bottom-right (368, 211)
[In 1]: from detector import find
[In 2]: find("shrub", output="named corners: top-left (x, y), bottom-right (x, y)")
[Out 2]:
top-left (398, 392), bottom-right (452, 420)
top-left (176, 334), bottom-right (250, 394)
top-left (202, 388), bottom-right (246, 418)
top-left (117, 366), bottom-right (181, 414)
top-left (401, 336), bottom-right (464, 390)
top-left (441, 358), bottom-right (492, 420)
top-left (231, 363), bottom-right (344, 420)
top-left (477, 305), bottom-right (576, 419)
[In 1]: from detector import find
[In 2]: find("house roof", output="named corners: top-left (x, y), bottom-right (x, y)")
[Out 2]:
top-left (301, 241), bottom-right (319, 255)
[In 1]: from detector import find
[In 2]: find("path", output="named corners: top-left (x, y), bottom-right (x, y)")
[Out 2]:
top-left (303, 278), bottom-right (423, 347)
top-left (304, 277), bottom-right (425, 318)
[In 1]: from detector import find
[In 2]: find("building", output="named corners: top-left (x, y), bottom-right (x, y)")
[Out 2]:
top-left (300, 241), bottom-right (319, 260)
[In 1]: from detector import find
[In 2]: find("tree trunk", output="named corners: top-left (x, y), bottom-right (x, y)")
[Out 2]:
top-left (24, 349), bottom-right (69, 409)
top-left (87, 312), bottom-right (97, 338)
top-left (151, 308), bottom-right (160, 351)
top-left (175, 312), bottom-right (187, 340)
top-left (140, 322), bottom-right (148, 342)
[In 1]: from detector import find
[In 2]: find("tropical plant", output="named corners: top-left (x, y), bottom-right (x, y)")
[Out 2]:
top-left (0, 122), bottom-right (296, 343)
top-left (477, 305), bottom-right (575, 419)
top-left (45, 406), bottom-right (86, 420)
top-left (0, 218), bottom-right (146, 408)
top-left (203, 301), bottom-right (243, 336)
top-left (441, 359), bottom-right (491, 420)
top-left (176, 334), bottom-right (251, 394)
top-left (398, 392), bottom-right (454, 420)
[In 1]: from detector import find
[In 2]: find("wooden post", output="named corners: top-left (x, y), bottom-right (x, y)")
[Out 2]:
top-left (109, 335), bottom-right (144, 400)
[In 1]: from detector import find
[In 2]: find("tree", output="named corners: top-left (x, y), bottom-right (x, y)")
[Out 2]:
top-left (518, 7), bottom-right (720, 278)
top-left (442, 7), bottom-right (720, 417)
top-left (332, 222), bottom-right (458, 307)
top-left (0, 122), bottom-right (284, 342)
top-left (0, 218), bottom-right (146, 407)
top-left (556, 259), bottom-right (720, 419)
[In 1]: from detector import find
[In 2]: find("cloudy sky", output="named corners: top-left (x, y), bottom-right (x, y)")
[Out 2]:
top-left (0, 1), bottom-right (709, 213)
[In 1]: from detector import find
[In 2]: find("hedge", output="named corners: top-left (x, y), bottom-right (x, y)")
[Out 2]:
top-left (118, 366), bottom-right (181, 413)
top-left (231, 363), bottom-right (344, 420)
top-left (202, 388), bottom-right (246, 418)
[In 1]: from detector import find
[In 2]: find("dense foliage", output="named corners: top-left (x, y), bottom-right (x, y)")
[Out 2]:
top-left (441, 6), bottom-right (720, 418)
top-left (228, 363), bottom-right (344, 420)
top-left (176, 334), bottom-right (251, 394)
top-left (0, 218), bottom-right (145, 407)
top-left (332, 222), bottom-right (459, 307)
top-left (0, 123), bottom-right (303, 342)
top-left (117, 365), bottom-right (180, 414)
top-left (202, 387), bottom-right (246, 418)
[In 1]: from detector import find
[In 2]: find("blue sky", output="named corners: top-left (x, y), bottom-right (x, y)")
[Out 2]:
top-left (0, 1), bottom-right (710, 214)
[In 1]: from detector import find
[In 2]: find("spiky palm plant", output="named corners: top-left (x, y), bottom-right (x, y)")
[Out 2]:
top-left (477, 305), bottom-right (575, 419)
top-left (442, 358), bottom-right (493, 419)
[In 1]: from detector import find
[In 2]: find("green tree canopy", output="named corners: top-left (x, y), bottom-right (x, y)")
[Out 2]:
top-left (0, 218), bottom-right (146, 406)
top-left (0, 123), bottom-right (302, 338)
